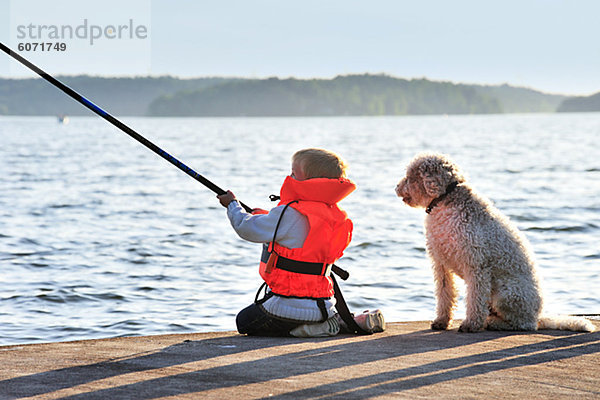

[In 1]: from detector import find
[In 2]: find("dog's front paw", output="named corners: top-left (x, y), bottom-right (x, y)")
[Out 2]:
top-left (458, 320), bottom-right (484, 333)
top-left (431, 318), bottom-right (450, 330)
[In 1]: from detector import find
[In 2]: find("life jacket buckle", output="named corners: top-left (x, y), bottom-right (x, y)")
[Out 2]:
top-left (265, 252), bottom-right (278, 274)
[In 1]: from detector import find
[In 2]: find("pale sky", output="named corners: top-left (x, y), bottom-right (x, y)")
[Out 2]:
top-left (2, 0), bottom-right (600, 95)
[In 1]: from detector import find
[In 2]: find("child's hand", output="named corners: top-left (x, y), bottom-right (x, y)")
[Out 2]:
top-left (217, 190), bottom-right (236, 208)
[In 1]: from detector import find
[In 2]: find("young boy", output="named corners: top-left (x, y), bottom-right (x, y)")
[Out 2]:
top-left (218, 148), bottom-right (384, 337)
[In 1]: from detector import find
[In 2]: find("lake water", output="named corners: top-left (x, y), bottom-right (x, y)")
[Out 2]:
top-left (1, 113), bottom-right (599, 345)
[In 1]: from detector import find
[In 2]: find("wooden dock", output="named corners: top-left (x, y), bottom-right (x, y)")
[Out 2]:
top-left (1, 321), bottom-right (598, 399)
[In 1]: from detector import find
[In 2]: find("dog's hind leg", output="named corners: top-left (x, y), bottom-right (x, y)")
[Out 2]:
top-left (485, 288), bottom-right (539, 331)
top-left (484, 314), bottom-right (521, 330)
top-left (431, 262), bottom-right (457, 330)
top-left (485, 313), bottom-right (537, 331)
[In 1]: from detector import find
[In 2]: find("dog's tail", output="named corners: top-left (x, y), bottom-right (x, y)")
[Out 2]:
top-left (537, 315), bottom-right (595, 332)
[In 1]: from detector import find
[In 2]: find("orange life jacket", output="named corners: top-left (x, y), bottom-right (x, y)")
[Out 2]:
top-left (259, 175), bottom-right (356, 299)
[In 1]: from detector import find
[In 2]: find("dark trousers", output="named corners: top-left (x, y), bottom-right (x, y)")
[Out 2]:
top-left (236, 302), bottom-right (305, 337)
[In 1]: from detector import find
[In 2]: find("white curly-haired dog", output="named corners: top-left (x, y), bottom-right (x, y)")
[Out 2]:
top-left (396, 152), bottom-right (594, 333)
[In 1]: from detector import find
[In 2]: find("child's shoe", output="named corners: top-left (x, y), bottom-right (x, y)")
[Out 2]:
top-left (289, 317), bottom-right (340, 338)
top-left (354, 309), bottom-right (386, 333)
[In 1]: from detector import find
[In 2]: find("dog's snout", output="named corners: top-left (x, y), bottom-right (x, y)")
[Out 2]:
top-left (395, 178), bottom-right (406, 197)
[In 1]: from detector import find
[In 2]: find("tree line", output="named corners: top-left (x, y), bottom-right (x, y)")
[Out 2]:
top-left (1, 73), bottom-right (589, 117)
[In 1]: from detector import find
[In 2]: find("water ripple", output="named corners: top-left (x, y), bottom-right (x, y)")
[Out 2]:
top-left (526, 223), bottom-right (598, 232)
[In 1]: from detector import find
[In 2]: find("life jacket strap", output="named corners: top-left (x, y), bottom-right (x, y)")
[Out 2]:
top-left (331, 275), bottom-right (372, 335)
top-left (261, 244), bottom-right (331, 276)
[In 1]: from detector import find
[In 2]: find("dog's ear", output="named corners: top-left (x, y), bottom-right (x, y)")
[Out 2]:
top-left (418, 156), bottom-right (463, 198)
top-left (420, 168), bottom-right (451, 198)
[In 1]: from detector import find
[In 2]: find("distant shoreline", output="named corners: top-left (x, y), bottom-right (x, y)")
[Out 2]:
top-left (2, 74), bottom-right (597, 117)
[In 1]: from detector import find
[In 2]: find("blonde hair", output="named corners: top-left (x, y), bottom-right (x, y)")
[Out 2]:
top-left (292, 148), bottom-right (348, 179)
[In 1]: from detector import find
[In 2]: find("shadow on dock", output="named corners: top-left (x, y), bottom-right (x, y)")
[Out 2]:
top-left (1, 321), bottom-right (599, 399)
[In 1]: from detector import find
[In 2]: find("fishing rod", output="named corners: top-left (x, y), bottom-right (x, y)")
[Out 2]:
top-left (0, 42), bottom-right (253, 213)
